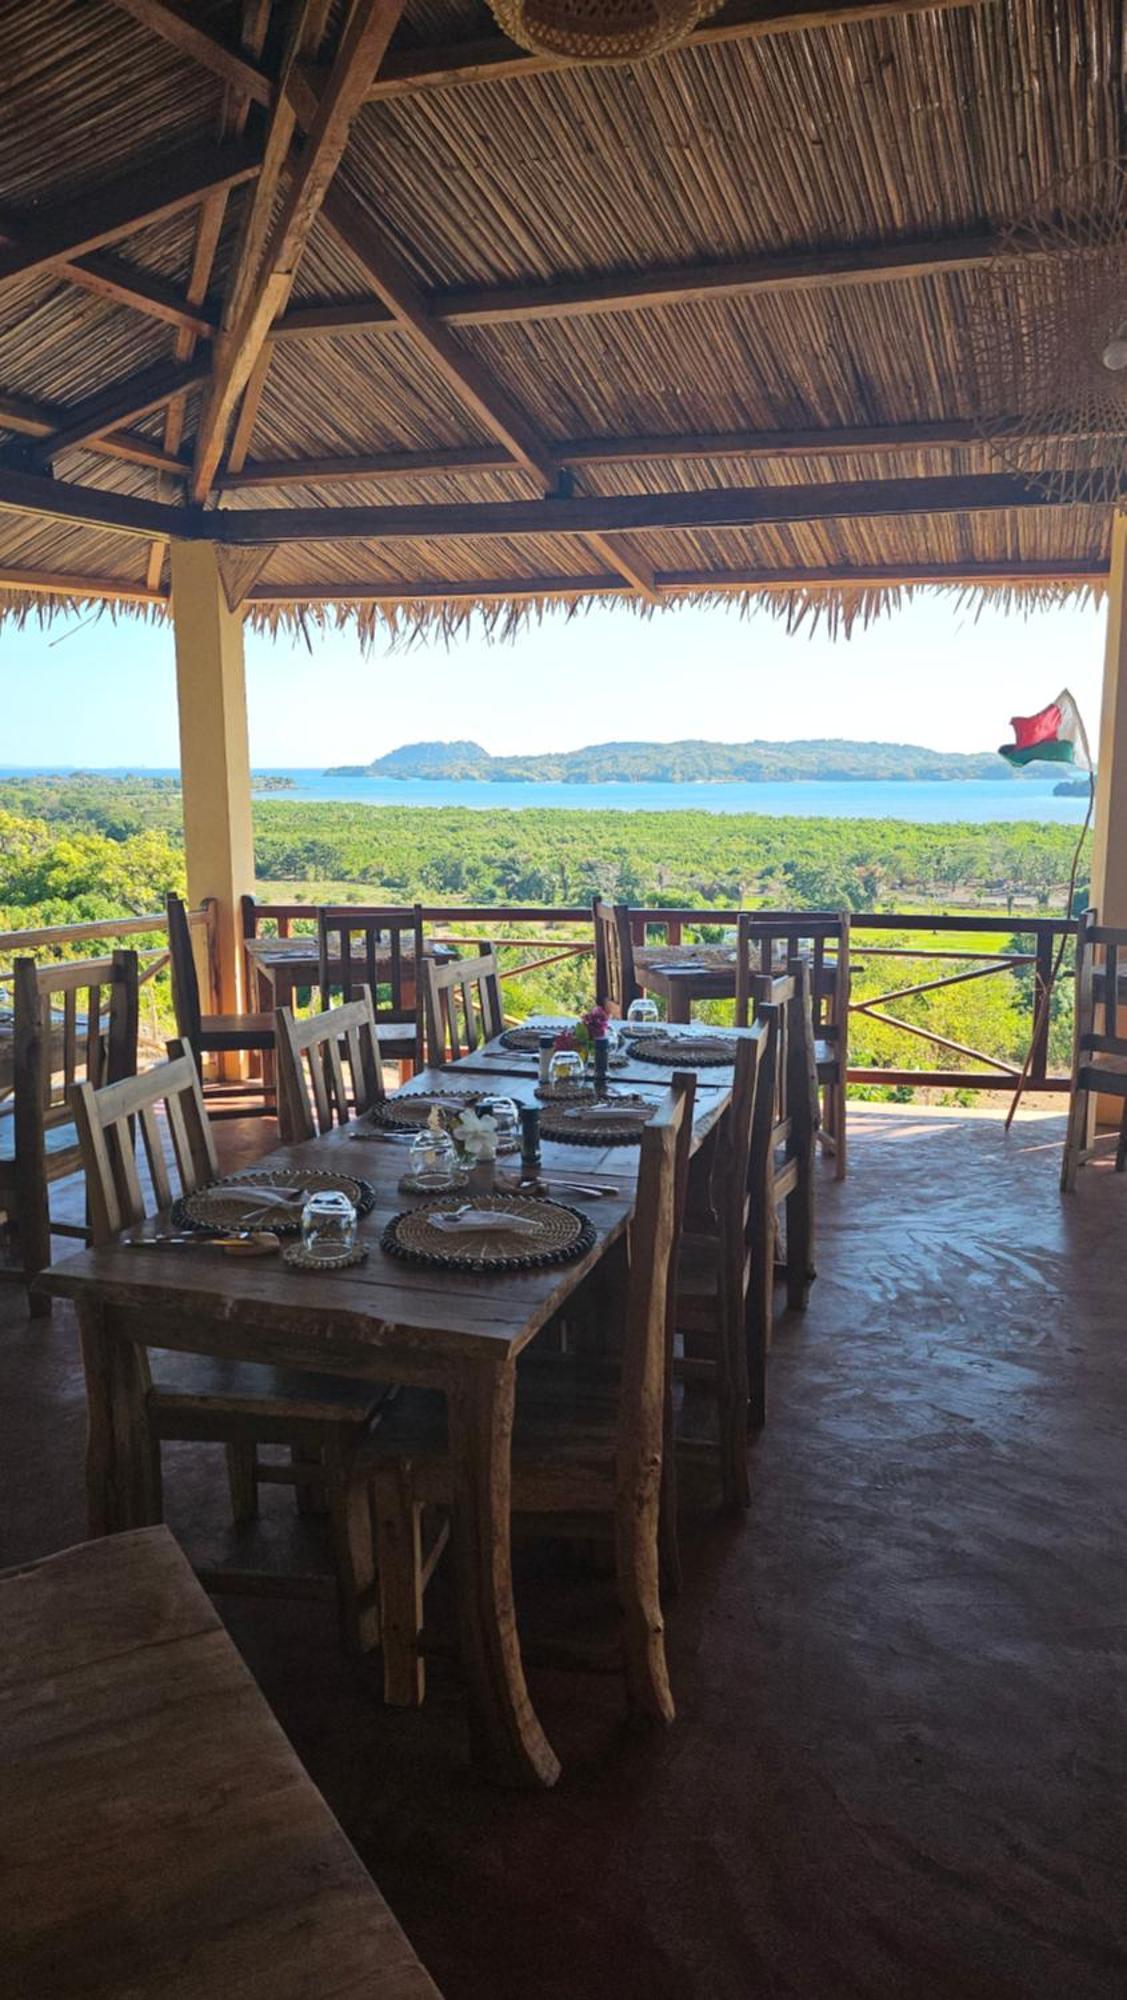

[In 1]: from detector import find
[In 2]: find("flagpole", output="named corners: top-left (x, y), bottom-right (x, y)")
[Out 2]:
top-left (1004, 695), bottom-right (1094, 1131)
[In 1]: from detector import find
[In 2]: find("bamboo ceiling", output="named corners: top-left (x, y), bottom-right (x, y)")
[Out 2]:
top-left (0, 0), bottom-right (1119, 635)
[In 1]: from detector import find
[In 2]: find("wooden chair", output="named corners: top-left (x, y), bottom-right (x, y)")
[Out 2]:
top-left (317, 905), bottom-right (423, 1072)
top-left (1061, 910), bottom-right (1127, 1190)
top-left (165, 893), bottom-right (274, 1114)
top-left (735, 911), bottom-right (850, 1177)
top-left (338, 1077), bottom-right (696, 1721)
top-left (423, 945), bottom-right (503, 1063)
top-left (674, 1020), bottom-right (770, 1508)
top-left (0, 949), bottom-right (138, 1315)
top-left (275, 990), bottom-right (385, 1143)
top-left (593, 897), bottom-right (639, 1015)
top-left (735, 955), bottom-right (819, 1346)
top-left (70, 1045), bottom-right (384, 1631)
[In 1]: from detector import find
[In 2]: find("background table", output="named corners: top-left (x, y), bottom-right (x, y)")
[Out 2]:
top-left (0, 1526), bottom-right (441, 2000)
top-left (245, 935), bottom-right (456, 1010)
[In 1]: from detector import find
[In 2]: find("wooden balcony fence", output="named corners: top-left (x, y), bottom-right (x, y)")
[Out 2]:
top-left (242, 901), bottom-right (1078, 1098)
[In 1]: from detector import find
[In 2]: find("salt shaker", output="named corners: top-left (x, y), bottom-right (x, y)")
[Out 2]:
top-left (538, 1034), bottom-right (554, 1085)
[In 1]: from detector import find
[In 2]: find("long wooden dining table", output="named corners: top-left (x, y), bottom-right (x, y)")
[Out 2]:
top-left (39, 1032), bottom-right (750, 1789)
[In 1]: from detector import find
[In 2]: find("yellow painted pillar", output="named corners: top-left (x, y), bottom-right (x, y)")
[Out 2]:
top-left (169, 539), bottom-right (254, 1020)
top-left (1089, 511), bottom-right (1127, 1126)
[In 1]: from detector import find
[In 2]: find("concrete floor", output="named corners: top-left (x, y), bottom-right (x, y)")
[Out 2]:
top-left (3, 1105), bottom-right (1126, 1999)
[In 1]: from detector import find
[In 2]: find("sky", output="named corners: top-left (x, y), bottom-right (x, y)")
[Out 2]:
top-left (0, 593), bottom-right (1108, 769)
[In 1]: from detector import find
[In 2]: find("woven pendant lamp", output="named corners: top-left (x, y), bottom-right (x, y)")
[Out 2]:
top-left (490, 0), bottom-right (724, 65)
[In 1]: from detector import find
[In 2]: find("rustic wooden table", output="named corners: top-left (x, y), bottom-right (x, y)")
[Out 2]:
top-left (0, 1525), bottom-right (441, 1999)
top-left (244, 935), bottom-right (456, 1009)
top-left (634, 944), bottom-right (742, 1023)
top-left (40, 1118), bottom-right (646, 1789)
top-left (440, 1018), bottom-right (757, 1092)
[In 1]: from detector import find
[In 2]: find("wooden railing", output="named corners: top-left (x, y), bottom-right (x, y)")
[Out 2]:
top-left (240, 899), bottom-right (1077, 1096)
top-left (0, 901), bottom-right (222, 1013)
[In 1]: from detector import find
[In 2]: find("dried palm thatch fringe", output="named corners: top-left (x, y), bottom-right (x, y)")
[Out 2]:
top-left (0, 576), bottom-right (1107, 649)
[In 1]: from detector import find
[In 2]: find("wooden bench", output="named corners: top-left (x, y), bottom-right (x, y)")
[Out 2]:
top-left (0, 1526), bottom-right (442, 2000)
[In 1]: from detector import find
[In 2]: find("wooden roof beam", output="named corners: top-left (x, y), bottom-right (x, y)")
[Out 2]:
top-left (30, 359), bottom-right (211, 466)
top-left (218, 471), bottom-right (1116, 545)
top-left (271, 229), bottom-right (1020, 341)
top-left (319, 184), bottom-right (559, 495)
top-left (104, 0), bottom-right (274, 106)
top-left (192, 0), bottom-right (406, 501)
top-left (246, 557), bottom-right (1107, 605)
top-left (0, 141), bottom-right (261, 298)
top-left (214, 418), bottom-right (1041, 489)
top-left (0, 389), bottom-right (192, 476)
top-left (0, 564), bottom-right (167, 604)
top-left (295, 0), bottom-right (991, 104)
top-left (0, 467), bottom-right (194, 542)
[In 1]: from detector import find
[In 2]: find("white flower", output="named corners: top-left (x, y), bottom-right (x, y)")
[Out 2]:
top-left (454, 1108), bottom-right (498, 1160)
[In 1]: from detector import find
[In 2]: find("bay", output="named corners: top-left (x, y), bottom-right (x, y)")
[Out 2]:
top-left (0, 767), bottom-right (1092, 824)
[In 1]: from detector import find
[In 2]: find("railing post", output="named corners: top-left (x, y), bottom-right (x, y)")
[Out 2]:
top-left (1030, 928), bottom-right (1054, 1085)
top-left (202, 897), bottom-right (223, 1015)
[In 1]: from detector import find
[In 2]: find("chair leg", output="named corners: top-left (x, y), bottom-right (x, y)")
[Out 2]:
top-left (614, 1481), bottom-right (674, 1726)
top-left (1116, 1100), bottom-right (1127, 1174)
top-left (373, 1465), bottom-right (426, 1706)
top-left (326, 1436), bottom-right (380, 1655)
top-left (785, 1167), bottom-right (815, 1312)
top-left (832, 1079), bottom-right (847, 1180)
top-left (291, 1442), bottom-right (326, 1515)
top-left (719, 1302), bottom-right (752, 1509)
top-left (1061, 1084), bottom-right (1088, 1192)
top-left (225, 1442), bottom-right (258, 1524)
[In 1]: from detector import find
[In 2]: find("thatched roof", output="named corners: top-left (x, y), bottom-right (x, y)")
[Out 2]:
top-left (0, 0), bottom-right (1118, 636)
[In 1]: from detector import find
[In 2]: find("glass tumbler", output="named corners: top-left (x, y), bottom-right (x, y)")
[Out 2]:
top-left (407, 1124), bottom-right (462, 1189)
top-left (548, 1048), bottom-right (586, 1092)
top-left (300, 1189), bottom-right (358, 1261)
top-left (476, 1095), bottom-right (520, 1151)
top-left (626, 997), bottom-right (660, 1034)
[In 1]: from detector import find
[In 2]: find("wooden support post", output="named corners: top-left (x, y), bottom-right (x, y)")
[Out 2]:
top-left (1090, 512), bottom-right (1127, 1125)
top-left (169, 540), bottom-right (255, 1046)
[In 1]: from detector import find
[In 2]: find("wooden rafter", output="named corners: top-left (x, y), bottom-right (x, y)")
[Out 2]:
top-left (0, 565), bottom-right (166, 604)
top-left (319, 185), bottom-right (658, 596)
top-left (271, 229), bottom-right (1021, 340)
top-left (105, 0), bottom-right (273, 105)
top-left (0, 141), bottom-right (260, 297)
top-left (0, 469), bottom-right (188, 541)
top-left (218, 471), bottom-right (1113, 546)
top-left (293, 0), bottom-right (991, 106)
top-left (28, 359), bottom-right (210, 466)
top-left (319, 186), bottom-right (559, 496)
top-left (0, 391), bottom-right (190, 476)
top-left (191, 0), bottom-right (406, 501)
top-left (245, 558), bottom-right (1107, 605)
top-left (149, 0), bottom-right (273, 589)
top-left (213, 416), bottom-right (1062, 490)
top-left (42, 250), bottom-right (219, 336)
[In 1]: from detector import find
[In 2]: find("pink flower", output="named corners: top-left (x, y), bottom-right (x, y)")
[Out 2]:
top-left (554, 1028), bottom-right (577, 1051)
top-left (582, 1004), bottom-right (610, 1039)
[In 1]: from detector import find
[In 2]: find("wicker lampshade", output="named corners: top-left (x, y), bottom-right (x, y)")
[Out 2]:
top-left (490, 0), bottom-right (723, 65)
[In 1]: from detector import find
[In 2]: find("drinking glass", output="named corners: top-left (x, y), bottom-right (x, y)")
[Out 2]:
top-left (300, 1189), bottom-right (357, 1260)
top-left (548, 1048), bottom-right (586, 1092)
top-left (626, 997), bottom-right (660, 1034)
top-left (476, 1094), bottom-right (520, 1151)
top-left (407, 1124), bottom-right (462, 1190)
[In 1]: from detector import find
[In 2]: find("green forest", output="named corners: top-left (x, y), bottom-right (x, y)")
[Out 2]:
top-left (0, 775), bottom-right (1088, 1099)
top-left (332, 734), bottom-right (1029, 784)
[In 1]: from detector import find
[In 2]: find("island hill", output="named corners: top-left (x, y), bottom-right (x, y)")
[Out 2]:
top-left (325, 737), bottom-right (1040, 784)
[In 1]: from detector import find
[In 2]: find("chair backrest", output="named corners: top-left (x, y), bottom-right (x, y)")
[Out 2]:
top-left (734, 911), bottom-right (848, 1040)
top-left (618, 1072), bottom-right (696, 1497)
top-left (424, 947), bottom-right (503, 1062)
top-left (13, 948), bottom-right (139, 1130)
top-left (165, 893), bottom-right (202, 1045)
top-left (592, 898), bottom-right (639, 1015)
top-left (275, 990), bottom-right (385, 1142)
top-left (1074, 908), bottom-right (1127, 1058)
top-left (715, 1022), bottom-right (770, 1314)
top-left (71, 1041), bottom-right (218, 1244)
top-left (318, 904), bottom-right (423, 1044)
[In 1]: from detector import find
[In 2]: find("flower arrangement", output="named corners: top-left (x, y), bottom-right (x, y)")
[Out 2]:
top-left (555, 1004), bottom-right (610, 1066)
top-left (453, 1107), bottom-right (498, 1161)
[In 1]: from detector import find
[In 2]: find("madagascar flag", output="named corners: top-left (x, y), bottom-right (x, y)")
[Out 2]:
top-left (999, 689), bottom-right (1091, 769)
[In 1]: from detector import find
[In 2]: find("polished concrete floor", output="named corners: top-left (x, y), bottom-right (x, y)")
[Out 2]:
top-left (3, 1106), bottom-right (1126, 1999)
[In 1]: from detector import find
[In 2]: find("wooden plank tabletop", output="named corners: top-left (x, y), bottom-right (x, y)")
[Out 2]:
top-left (0, 1526), bottom-right (441, 2000)
top-left (441, 1021), bottom-right (755, 1090)
top-left (39, 1118), bottom-right (636, 1365)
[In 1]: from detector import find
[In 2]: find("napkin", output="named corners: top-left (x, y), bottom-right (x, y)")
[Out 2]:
top-left (231, 1183), bottom-right (310, 1209)
top-left (564, 1103), bottom-right (649, 1122)
top-left (428, 1209), bottom-right (544, 1237)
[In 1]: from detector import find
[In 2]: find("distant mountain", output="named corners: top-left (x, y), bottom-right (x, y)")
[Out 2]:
top-left (325, 737), bottom-right (1034, 783)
